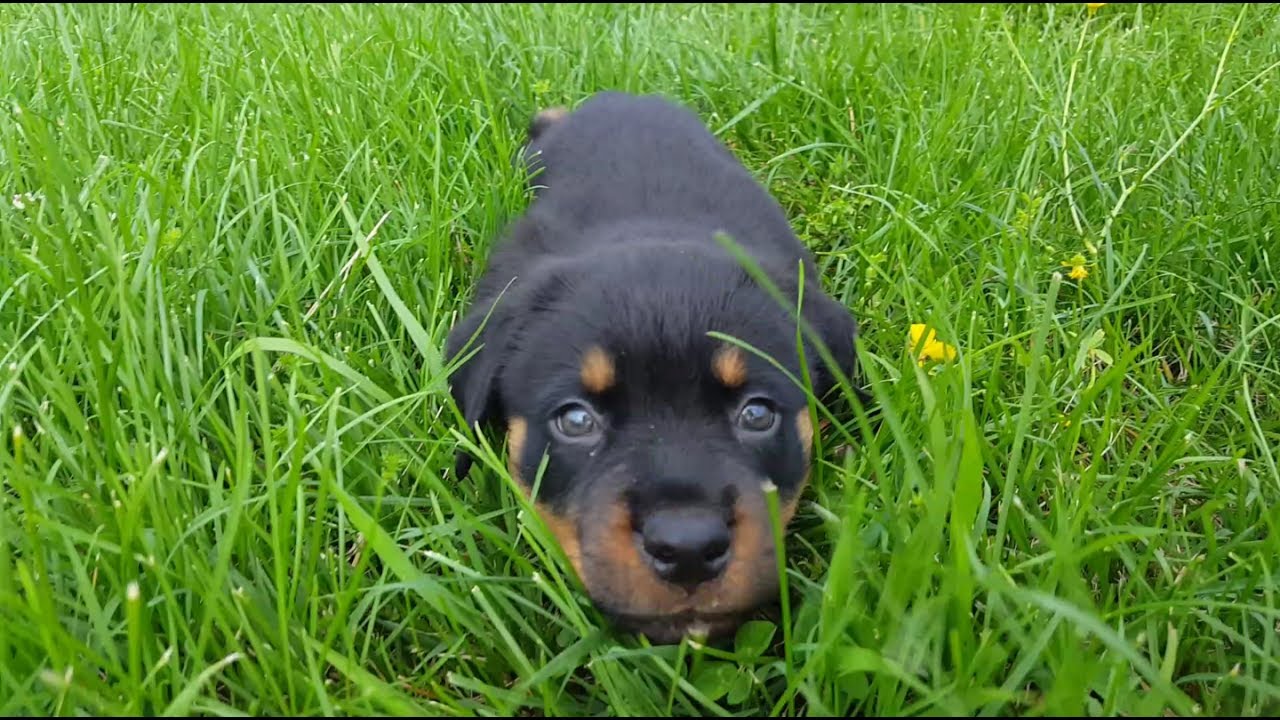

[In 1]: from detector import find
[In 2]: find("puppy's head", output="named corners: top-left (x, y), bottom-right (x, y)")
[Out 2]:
top-left (445, 245), bottom-right (857, 644)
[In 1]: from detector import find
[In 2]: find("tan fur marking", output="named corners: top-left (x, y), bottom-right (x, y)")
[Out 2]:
top-left (796, 409), bottom-right (814, 458)
top-left (506, 416), bottom-right (584, 579)
top-left (796, 411), bottom-right (814, 482)
top-left (715, 499), bottom-right (768, 613)
top-left (779, 491), bottom-right (804, 526)
top-left (535, 503), bottom-right (584, 580)
top-left (580, 346), bottom-right (616, 393)
top-left (712, 345), bottom-right (748, 388)
top-left (506, 417), bottom-right (528, 486)
top-left (787, 409), bottom-right (816, 524)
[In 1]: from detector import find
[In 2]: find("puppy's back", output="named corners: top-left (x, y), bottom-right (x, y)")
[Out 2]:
top-left (523, 92), bottom-right (798, 258)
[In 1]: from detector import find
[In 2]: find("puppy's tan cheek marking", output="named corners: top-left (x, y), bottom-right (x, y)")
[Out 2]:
top-left (719, 415), bottom-right (817, 612)
top-left (506, 417), bottom-right (528, 487)
top-left (796, 408), bottom-right (814, 482)
top-left (507, 416), bottom-right (584, 579)
top-left (715, 501), bottom-right (767, 612)
top-left (580, 345), bottom-right (616, 394)
top-left (787, 409), bottom-right (815, 525)
top-left (537, 505), bottom-right (584, 580)
top-left (780, 492), bottom-right (803, 527)
top-left (796, 409), bottom-right (815, 454)
top-left (712, 345), bottom-right (748, 388)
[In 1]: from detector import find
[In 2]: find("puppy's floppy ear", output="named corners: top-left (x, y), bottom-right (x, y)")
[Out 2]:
top-left (444, 298), bottom-right (510, 480)
top-left (443, 257), bottom-right (569, 480)
top-left (799, 285), bottom-right (860, 402)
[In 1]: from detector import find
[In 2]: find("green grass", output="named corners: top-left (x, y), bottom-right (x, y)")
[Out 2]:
top-left (2, 2), bottom-right (1279, 716)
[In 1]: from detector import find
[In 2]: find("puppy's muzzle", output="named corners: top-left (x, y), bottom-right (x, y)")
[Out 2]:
top-left (636, 506), bottom-right (733, 591)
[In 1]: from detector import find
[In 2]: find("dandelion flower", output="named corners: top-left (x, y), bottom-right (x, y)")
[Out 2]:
top-left (908, 323), bottom-right (957, 366)
top-left (1062, 253), bottom-right (1090, 281)
top-left (1086, 2), bottom-right (1107, 14)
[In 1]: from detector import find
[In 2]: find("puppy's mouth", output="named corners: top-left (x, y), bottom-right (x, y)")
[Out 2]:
top-left (601, 606), bottom-right (760, 645)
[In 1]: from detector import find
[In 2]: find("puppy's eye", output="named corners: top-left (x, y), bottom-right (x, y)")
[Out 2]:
top-left (736, 399), bottom-right (777, 432)
top-left (553, 403), bottom-right (601, 439)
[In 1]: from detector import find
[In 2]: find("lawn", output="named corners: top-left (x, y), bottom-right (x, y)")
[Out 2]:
top-left (2, 2), bottom-right (1279, 716)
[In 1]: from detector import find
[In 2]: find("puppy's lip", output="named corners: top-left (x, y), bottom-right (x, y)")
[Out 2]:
top-left (599, 605), bottom-right (759, 645)
top-left (610, 612), bottom-right (746, 645)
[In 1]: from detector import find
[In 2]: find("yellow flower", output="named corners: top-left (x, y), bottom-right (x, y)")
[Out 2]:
top-left (1086, 2), bottom-right (1107, 14)
top-left (1062, 253), bottom-right (1090, 281)
top-left (908, 323), bottom-right (957, 366)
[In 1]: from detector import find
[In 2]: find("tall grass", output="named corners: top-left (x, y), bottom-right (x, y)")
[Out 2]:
top-left (2, 3), bottom-right (1278, 715)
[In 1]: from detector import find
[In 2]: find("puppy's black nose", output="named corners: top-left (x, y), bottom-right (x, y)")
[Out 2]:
top-left (639, 508), bottom-right (731, 588)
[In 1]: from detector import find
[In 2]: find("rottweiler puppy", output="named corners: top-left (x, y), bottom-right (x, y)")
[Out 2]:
top-left (445, 91), bottom-right (858, 645)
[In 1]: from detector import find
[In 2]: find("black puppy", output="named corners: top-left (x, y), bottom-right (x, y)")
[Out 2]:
top-left (445, 92), bottom-right (858, 645)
